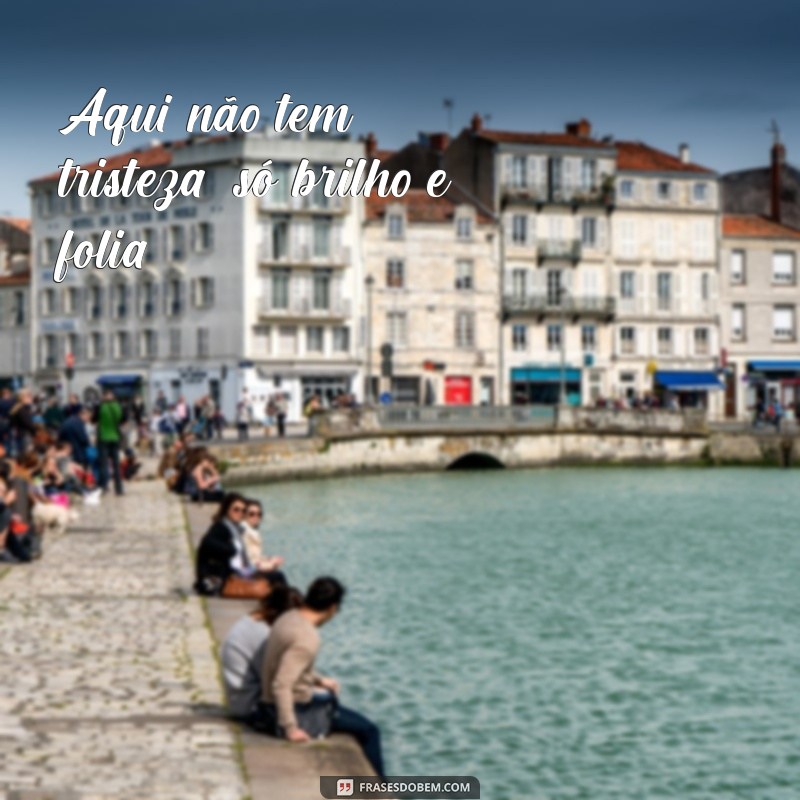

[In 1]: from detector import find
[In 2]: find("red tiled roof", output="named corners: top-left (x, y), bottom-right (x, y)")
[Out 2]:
top-left (1, 218), bottom-right (31, 235)
top-left (374, 149), bottom-right (396, 162)
top-left (366, 188), bottom-right (491, 224)
top-left (0, 269), bottom-right (31, 287)
top-left (477, 129), bottom-right (609, 149)
top-left (29, 136), bottom-right (230, 185)
top-left (616, 141), bottom-right (713, 174)
top-left (723, 214), bottom-right (800, 239)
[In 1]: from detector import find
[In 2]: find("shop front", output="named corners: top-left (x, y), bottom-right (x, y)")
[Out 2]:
top-left (653, 370), bottom-right (723, 409)
top-left (444, 375), bottom-right (473, 405)
top-left (511, 366), bottom-right (581, 406)
top-left (745, 360), bottom-right (800, 417)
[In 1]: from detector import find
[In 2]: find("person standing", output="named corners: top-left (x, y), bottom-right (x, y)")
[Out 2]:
top-left (97, 389), bottom-right (124, 496)
top-left (275, 393), bottom-right (288, 438)
top-left (236, 394), bottom-right (252, 441)
top-left (259, 577), bottom-right (385, 777)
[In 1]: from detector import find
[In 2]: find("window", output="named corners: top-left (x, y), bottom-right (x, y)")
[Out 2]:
top-left (772, 252), bottom-right (795, 284)
top-left (13, 291), bottom-right (25, 326)
top-left (306, 326), bottom-right (324, 353)
top-left (694, 327), bottom-right (709, 355)
top-left (332, 326), bottom-right (350, 352)
top-left (619, 219), bottom-right (637, 258)
top-left (67, 333), bottom-right (80, 362)
top-left (773, 305), bottom-right (795, 340)
top-left (64, 287), bottom-right (81, 315)
top-left (512, 324), bottom-right (527, 352)
top-left (114, 331), bottom-right (130, 360)
top-left (620, 271), bottom-right (635, 299)
top-left (313, 218), bottom-right (331, 257)
top-left (656, 221), bottom-right (674, 260)
top-left (279, 325), bottom-right (298, 355)
top-left (272, 218), bottom-right (289, 259)
top-left (195, 277), bottom-right (215, 308)
top-left (169, 328), bottom-right (182, 358)
top-left (691, 220), bottom-right (713, 261)
top-left (140, 330), bottom-right (158, 358)
top-left (456, 216), bottom-right (472, 240)
top-left (701, 273), bottom-right (710, 302)
top-left (89, 332), bottom-right (104, 361)
top-left (112, 283), bottom-right (128, 319)
top-left (581, 159), bottom-right (597, 190)
top-left (386, 259), bottom-right (404, 289)
top-left (167, 278), bottom-right (183, 317)
top-left (141, 281), bottom-right (157, 317)
top-left (619, 179), bottom-right (634, 199)
top-left (582, 324), bottom-right (596, 352)
top-left (199, 169), bottom-right (215, 198)
top-left (272, 164), bottom-right (289, 205)
top-left (455, 260), bottom-right (473, 290)
top-left (511, 268), bottom-right (527, 298)
top-left (312, 270), bottom-right (331, 310)
top-left (730, 250), bottom-right (745, 284)
top-left (196, 222), bottom-right (214, 252)
top-left (387, 213), bottom-right (404, 239)
top-left (271, 269), bottom-right (290, 309)
top-left (581, 217), bottom-right (597, 247)
top-left (657, 272), bottom-right (672, 311)
top-left (88, 285), bottom-right (103, 319)
top-left (254, 325), bottom-right (272, 356)
top-left (169, 226), bottom-right (185, 261)
top-left (693, 182), bottom-right (708, 203)
top-left (197, 327), bottom-right (210, 357)
top-left (546, 324), bottom-right (561, 352)
top-left (42, 334), bottom-right (58, 368)
top-left (455, 311), bottom-right (475, 349)
top-left (511, 156), bottom-right (527, 188)
top-left (620, 326), bottom-right (636, 354)
top-left (656, 181), bottom-right (672, 201)
top-left (731, 305), bottom-right (745, 341)
top-left (387, 311), bottom-right (408, 347)
top-left (42, 288), bottom-right (57, 316)
top-left (512, 214), bottom-right (527, 244)
top-left (657, 327), bottom-right (672, 355)
top-left (546, 270), bottom-right (563, 306)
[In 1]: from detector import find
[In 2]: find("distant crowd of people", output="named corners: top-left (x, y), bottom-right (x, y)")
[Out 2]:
top-left (0, 386), bottom-right (142, 564)
top-left (189, 488), bottom-right (384, 776)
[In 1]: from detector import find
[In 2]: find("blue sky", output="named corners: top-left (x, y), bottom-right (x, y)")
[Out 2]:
top-left (1, 0), bottom-right (798, 214)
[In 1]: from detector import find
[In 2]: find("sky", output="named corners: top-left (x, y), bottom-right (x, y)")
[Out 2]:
top-left (1, 0), bottom-right (799, 215)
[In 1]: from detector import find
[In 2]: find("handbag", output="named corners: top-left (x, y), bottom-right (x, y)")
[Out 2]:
top-left (221, 574), bottom-right (270, 599)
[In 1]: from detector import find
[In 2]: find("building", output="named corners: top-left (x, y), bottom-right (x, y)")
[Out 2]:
top-left (720, 214), bottom-right (800, 419)
top-left (0, 218), bottom-right (31, 389)
top-left (28, 131), bottom-right (366, 420)
top-left (363, 188), bottom-right (498, 405)
top-left (611, 141), bottom-right (723, 412)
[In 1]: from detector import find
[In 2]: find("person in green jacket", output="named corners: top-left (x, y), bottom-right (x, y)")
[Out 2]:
top-left (97, 389), bottom-right (124, 496)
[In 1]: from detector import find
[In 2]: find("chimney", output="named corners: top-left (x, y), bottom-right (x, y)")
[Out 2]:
top-left (428, 132), bottom-right (450, 153)
top-left (771, 138), bottom-right (786, 224)
top-left (678, 143), bottom-right (690, 163)
top-left (566, 119), bottom-right (592, 138)
top-left (365, 132), bottom-right (377, 160)
top-left (470, 113), bottom-right (483, 133)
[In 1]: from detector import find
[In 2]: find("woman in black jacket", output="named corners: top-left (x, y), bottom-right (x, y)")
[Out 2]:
top-left (195, 492), bottom-right (286, 597)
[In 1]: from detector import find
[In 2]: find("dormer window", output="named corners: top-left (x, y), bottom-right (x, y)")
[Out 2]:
top-left (456, 216), bottom-right (472, 240)
top-left (619, 179), bottom-right (634, 199)
top-left (657, 181), bottom-right (672, 201)
top-left (693, 182), bottom-right (708, 203)
top-left (387, 213), bottom-right (404, 239)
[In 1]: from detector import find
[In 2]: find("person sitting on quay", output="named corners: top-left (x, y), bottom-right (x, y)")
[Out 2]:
top-left (221, 583), bottom-right (303, 721)
top-left (257, 576), bottom-right (385, 778)
top-left (195, 492), bottom-right (287, 599)
top-left (184, 447), bottom-right (225, 503)
top-left (241, 498), bottom-right (285, 574)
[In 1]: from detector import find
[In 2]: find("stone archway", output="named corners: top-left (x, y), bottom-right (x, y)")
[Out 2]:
top-left (446, 452), bottom-right (505, 470)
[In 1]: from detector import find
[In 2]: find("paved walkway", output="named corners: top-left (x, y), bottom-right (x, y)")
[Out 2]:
top-left (0, 480), bottom-right (248, 800)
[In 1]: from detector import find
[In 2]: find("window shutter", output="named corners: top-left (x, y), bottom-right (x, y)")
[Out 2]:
top-left (597, 218), bottom-right (608, 251)
top-left (208, 278), bottom-right (216, 306)
top-left (190, 278), bottom-right (198, 308)
top-left (502, 154), bottom-right (513, 186)
top-left (527, 157), bottom-right (538, 190)
top-left (674, 272), bottom-right (682, 315)
top-left (503, 212), bottom-right (512, 243)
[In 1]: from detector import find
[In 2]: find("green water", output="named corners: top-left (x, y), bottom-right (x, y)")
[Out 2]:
top-left (248, 468), bottom-right (800, 799)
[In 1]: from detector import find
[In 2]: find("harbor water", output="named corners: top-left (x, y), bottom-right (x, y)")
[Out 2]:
top-left (247, 468), bottom-right (800, 799)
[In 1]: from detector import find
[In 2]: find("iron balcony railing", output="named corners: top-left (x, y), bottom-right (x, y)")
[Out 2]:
top-left (502, 182), bottom-right (614, 206)
top-left (259, 295), bottom-right (352, 317)
top-left (538, 239), bottom-right (582, 262)
top-left (503, 294), bottom-right (616, 318)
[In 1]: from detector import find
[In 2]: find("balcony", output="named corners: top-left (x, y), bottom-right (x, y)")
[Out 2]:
top-left (260, 194), bottom-right (349, 214)
top-left (538, 239), bottom-right (582, 264)
top-left (259, 295), bottom-right (352, 319)
top-left (501, 181), bottom-right (614, 209)
top-left (503, 293), bottom-right (615, 321)
top-left (259, 244), bottom-right (351, 267)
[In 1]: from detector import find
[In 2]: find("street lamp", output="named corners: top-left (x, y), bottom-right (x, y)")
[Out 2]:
top-left (559, 284), bottom-right (569, 406)
top-left (365, 275), bottom-right (375, 404)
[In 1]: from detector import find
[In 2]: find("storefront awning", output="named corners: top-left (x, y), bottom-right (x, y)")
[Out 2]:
top-left (654, 371), bottom-right (723, 391)
top-left (748, 360), bottom-right (800, 372)
top-left (97, 374), bottom-right (143, 386)
top-left (511, 367), bottom-right (581, 383)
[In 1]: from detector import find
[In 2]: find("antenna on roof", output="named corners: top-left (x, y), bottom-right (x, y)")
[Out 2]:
top-left (443, 98), bottom-right (454, 134)
top-left (769, 119), bottom-right (781, 144)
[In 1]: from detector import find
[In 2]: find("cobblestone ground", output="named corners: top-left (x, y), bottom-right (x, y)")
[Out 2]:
top-left (0, 481), bottom-right (248, 800)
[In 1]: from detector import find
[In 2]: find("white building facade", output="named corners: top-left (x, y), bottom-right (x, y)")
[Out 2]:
top-left (29, 132), bottom-right (366, 421)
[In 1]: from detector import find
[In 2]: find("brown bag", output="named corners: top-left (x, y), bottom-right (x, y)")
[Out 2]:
top-left (221, 575), bottom-right (270, 599)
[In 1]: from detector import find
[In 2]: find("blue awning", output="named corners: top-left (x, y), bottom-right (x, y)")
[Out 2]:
top-left (654, 371), bottom-right (723, 391)
top-left (748, 360), bottom-right (800, 372)
top-left (97, 374), bottom-right (143, 386)
top-left (511, 366), bottom-right (581, 383)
